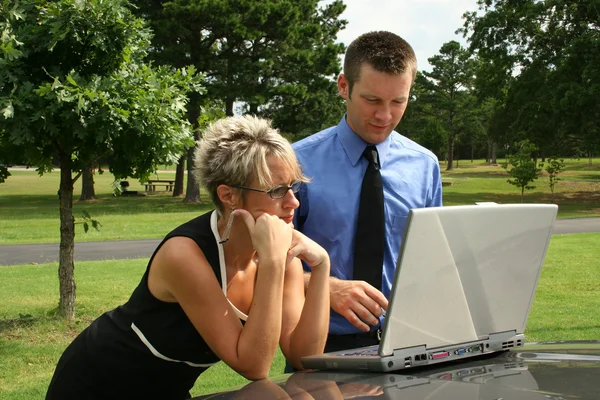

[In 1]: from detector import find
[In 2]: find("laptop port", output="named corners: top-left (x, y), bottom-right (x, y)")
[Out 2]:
top-left (432, 351), bottom-right (450, 360)
top-left (454, 348), bottom-right (466, 355)
top-left (468, 345), bottom-right (482, 353)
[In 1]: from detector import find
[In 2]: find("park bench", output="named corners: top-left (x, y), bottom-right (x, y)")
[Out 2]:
top-left (145, 179), bottom-right (175, 192)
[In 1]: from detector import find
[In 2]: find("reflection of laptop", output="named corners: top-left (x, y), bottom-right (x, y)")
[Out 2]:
top-left (301, 362), bottom-right (540, 400)
top-left (302, 204), bottom-right (558, 372)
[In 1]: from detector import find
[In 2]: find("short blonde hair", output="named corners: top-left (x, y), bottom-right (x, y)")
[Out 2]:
top-left (194, 115), bottom-right (307, 214)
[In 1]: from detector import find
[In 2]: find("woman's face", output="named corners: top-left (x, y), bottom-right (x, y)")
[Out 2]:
top-left (240, 155), bottom-right (300, 225)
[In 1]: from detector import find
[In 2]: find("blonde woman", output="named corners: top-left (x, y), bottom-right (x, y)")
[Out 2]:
top-left (47, 116), bottom-right (330, 400)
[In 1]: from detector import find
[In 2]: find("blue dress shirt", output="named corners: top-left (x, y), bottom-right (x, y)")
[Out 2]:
top-left (293, 115), bottom-right (443, 335)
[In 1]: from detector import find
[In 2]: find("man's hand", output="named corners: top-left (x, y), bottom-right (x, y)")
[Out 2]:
top-left (330, 279), bottom-right (388, 332)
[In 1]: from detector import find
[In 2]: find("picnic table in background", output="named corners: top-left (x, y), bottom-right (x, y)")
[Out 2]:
top-left (145, 179), bottom-right (175, 192)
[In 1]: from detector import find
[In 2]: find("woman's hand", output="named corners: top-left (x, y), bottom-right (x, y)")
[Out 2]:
top-left (286, 229), bottom-right (329, 269)
top-left (235, 209), bottom-right (292, 262)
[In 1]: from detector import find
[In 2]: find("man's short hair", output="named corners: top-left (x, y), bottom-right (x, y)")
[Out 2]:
top-left (193, 115), bottom-right (307, 214)
top-left (344, 31), bottom-right (417, 97)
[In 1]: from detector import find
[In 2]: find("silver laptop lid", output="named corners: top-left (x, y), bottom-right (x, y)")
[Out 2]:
top-left (380, 204), bottom-right (558, 356)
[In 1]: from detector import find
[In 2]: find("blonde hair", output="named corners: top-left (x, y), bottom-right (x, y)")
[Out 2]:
top-left (194, 115), bottom-right (307, 214)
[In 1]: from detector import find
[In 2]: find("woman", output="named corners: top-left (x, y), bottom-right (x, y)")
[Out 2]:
top-left (46, 116), bottom-right (330, 399)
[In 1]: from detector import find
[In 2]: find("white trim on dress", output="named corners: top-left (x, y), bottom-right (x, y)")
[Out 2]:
top-left (131, 323), bottom-right (217, 368)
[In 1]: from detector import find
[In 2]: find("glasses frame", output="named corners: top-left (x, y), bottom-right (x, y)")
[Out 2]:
top-left (229, 180), bottom-right (302, 199)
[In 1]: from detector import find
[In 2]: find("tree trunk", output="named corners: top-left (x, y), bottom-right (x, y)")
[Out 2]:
top-left (79, 166), bottom-right (96, 201)
top-left (520, 186), bottom-right (525, 203)
top-left (491, 142), bottom-right (497, 165)
top-left (486, 139), bottom-right (491, 164)
top-left (225, 97), bottom-right (234, 116)
top-left (183, 145), bottom-right (201, 203)
top-left (58, 155), bottom-right (76, 319)
top-left (184, 92), bottom-right (202, 203)
top-left (446, 134), bottom-right (455, 171)
top-left (173, 154), bottom-right (186, 197)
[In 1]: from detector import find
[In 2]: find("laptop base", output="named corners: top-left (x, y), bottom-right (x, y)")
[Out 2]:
top-left (302, 331), bottom-right (524, 372)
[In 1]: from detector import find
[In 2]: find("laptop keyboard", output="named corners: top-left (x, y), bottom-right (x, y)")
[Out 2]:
top-left (340, 346), bottom-right (379, 356)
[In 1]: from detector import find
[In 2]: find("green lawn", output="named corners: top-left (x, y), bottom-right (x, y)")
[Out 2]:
top-left (0, 170), bottom-right (212, 244)
top-left (1, 233), bottom-right (599, 399)
top-left (1, 158), bottom-right (599, 244)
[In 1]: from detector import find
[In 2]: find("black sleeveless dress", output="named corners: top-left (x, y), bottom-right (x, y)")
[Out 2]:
top-left (46, 211), bottom-right (236, 399)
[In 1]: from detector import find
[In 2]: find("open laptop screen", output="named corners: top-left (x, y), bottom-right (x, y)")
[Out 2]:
top-left (380, 204), bottom-right (558, 356)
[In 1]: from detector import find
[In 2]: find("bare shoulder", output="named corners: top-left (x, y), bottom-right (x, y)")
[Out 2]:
top-left (148, 236), bottom-right (218, 302)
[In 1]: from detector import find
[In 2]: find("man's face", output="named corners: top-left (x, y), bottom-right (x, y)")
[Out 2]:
top-left (338, 63), bottom-right (412, 144)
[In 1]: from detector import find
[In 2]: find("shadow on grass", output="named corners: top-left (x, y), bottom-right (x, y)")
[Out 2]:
top-left (443, 190), bottom-right (600, 210)
top-left (443, 172), bottom-right (508, 179)
top-left (0, 314), bottom-right (39, 333)
top-left (0, 193), bottom-right (214, 220)
top-left (527, 325), bottom-right (600, 334)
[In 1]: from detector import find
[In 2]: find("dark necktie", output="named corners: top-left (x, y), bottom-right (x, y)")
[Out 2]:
top-left (353, 145), bottom-right (385, 289)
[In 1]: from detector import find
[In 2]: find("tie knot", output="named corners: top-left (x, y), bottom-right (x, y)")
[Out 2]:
top-left (363, 146), bottom-right (379, 169)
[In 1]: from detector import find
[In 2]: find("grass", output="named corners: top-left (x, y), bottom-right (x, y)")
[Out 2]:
top-left (1, 233), bottom-right (599, 399)
top-left (0, 259), bottom-right (284, 399)
top-left (0, 170), bottom-right (213, 244)
top-left (440, 159), bottom-right (600, 219)
top-left (1, 158), bottom-right (599, 244)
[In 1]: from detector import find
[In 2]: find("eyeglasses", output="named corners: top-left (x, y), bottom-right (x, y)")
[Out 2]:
top-left (229, 181), bottom-right (302, 199)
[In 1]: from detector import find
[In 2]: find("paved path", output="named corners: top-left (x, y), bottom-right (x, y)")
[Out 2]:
top-left (1, 218), bottom-right (600, 266)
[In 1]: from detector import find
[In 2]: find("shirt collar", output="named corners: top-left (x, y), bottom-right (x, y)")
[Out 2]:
top-left (336, 114), bottom-right (393, 167)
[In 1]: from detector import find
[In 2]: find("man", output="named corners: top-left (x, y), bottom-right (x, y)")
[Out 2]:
top-left (292, 31), bottom-right (443, 355)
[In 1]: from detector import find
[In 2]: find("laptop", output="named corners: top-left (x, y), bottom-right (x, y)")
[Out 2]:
top-left (301, 203), bottom-right (558, 372)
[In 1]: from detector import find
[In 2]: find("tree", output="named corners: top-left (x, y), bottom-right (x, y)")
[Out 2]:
top-left (423, 41), bottom-right (477, 170)
top-left (461, 0), bottom-right (600, 160)
top-left (541, 157), bottom-right (565, 204)
top-left (502, 140), bottom-right (542, 203)
top-left (0, 0), bottom-right (203, 319)
top-left (131, 0), bottom-right (346, 150)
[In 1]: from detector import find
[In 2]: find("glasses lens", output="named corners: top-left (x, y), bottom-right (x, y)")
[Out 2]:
top-left (290, 181), bottom-right (302, 193)
top-left (270, 181), bottom-right (302, 199)
top-left (270, 185), bottom-right (289, 199)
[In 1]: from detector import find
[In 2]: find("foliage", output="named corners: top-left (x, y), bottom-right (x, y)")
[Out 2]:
top-left (1, 0), bottom-right (204, 180)
top-left (417, 41), bottom-right (481, 169)
top-left (461, 0), bottom-right (600, 159)
top-left (197, 101), bottom-right (227, 132)
top-left (130, 0), bottom-right (346, 138)
top-left (502, 140), bottom-right (542, 203)
top-left (75, 210), bottom-right (102, 233)
top-left (541, 157), bottom-right (566, 203)
top-left (0, 0), bottom-right (204, 318)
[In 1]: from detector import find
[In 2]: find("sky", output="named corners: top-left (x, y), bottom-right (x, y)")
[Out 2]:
top-left (324, 0), bottom-right (480, 72)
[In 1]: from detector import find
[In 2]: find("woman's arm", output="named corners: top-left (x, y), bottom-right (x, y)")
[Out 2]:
top-left (151, 212), bottom-right (291, 380)
top-left (279, 230), bottom-right (330, 370)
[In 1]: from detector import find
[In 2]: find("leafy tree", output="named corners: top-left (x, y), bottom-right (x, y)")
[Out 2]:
top-left (540, 157), bottom-right (565, 204)
top-left (502, 140), bottom-right (542, 203)
top-left (461, 0), bottom-right (600, 160)
top-left (0, 0), bottom-right (203, 319)
top-left (422, 41), bottom-right (477, 170)
top-left (130, 0), bottom-right (347, 189)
